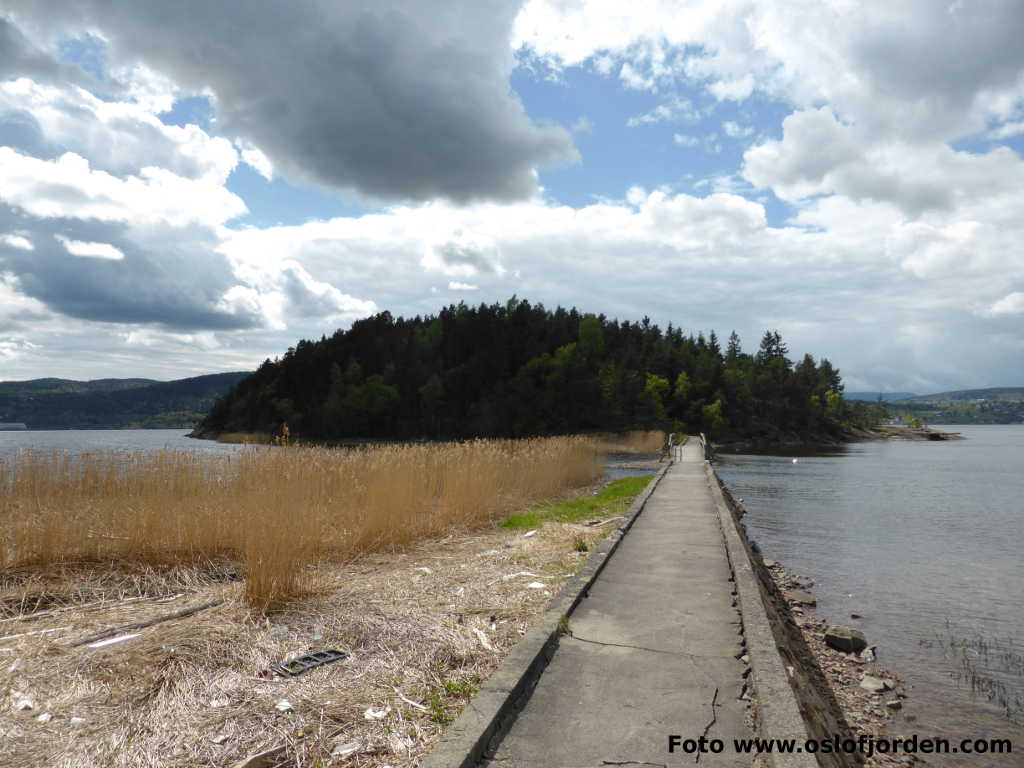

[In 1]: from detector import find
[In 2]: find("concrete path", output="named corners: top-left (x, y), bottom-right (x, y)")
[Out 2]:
top-left (483, 439), bottom-right (751, 767)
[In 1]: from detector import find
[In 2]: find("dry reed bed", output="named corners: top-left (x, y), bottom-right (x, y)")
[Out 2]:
top-left (0, 493), bottom-right (625, 767)
top-left (1, 437), bottom-right (602, 607)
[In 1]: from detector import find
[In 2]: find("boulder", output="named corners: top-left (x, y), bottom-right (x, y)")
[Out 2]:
top-left (859, 675), bottom-right (889, 693)
top-left (785, 590), bottom-right (817, 607)
top-left (824, 625), bottom-right (867, 653)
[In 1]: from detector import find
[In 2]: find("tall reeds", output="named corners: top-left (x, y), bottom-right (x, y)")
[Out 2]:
top-left (0, 437), bottom-right (601, 608)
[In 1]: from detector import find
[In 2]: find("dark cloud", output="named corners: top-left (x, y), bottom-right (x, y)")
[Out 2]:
top-left (0, 205), bottom-right (258, 330)
top-left (4, 1), bottom-right (576, 203)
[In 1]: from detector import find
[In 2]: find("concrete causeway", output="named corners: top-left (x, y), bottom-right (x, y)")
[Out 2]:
top-left (482, 439), bottom-right (752, 767)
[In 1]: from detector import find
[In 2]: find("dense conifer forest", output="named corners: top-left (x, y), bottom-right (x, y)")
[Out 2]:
top-left (196, 298), bottom-right (870, 442)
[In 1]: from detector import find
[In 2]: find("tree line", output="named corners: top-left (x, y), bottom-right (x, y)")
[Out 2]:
top-left (197, 298), bottom-right (872, 442)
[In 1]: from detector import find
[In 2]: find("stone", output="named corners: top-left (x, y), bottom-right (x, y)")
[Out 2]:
top-left (785, 590), bottom-right (817, 607)
top-left (850, 612), bottom-right (862, 619)
top-left (763, 559), bottom-right (777, 568)
top-left (860, 675), bottom-right (888, 693)
top-left (824, 625), bottom-right (867, 653)
top-left (885, 699), bottom-right (902, 710)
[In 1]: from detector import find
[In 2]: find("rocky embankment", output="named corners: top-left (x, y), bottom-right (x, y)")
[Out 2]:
top-left (766, 560), bottom-right (916, 767)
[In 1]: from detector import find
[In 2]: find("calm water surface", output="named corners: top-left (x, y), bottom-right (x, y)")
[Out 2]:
top-left (0, 428), bottom-right (246, 464)
top-left (716, 425), bottom-right (1024, 767)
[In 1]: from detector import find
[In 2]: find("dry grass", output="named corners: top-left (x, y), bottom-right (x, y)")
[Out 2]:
top-left (1, 437), bottom-right (602, 609)
top-left (0, 480), bottom-right (631, 768)
top-left (594, 429), bottom-right (665, 455)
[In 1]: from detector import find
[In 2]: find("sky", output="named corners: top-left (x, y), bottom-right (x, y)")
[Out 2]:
top-left (1, 1), bottom-right (1023, 393)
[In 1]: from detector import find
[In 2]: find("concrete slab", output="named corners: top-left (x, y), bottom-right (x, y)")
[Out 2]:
top-left (482, 440), bottom-right (752, 768)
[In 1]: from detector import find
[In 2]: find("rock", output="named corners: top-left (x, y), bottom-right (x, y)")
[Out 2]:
top-left (824, 625), bottom-right (867, 653)
top-left (14, 697), bottom-right (34, 711)
top-left (211, 734), bottom-right (229, 745)
top-left (860, 675), bottom-right (889, 693)
top-left (850, 612), bottom-right (862, 619)
top-left (763, 559), bottom-right (777, 568)
top-left (860, 647), bottom-right (876, 663)
top-left (274, 700), bottom-right (293, 713)
top-left (785, 590), bottom-right (817, 607)
top-left (885, 699), bottom-right (902, 710)
top-left (35, 712), bottom-right (52, 723)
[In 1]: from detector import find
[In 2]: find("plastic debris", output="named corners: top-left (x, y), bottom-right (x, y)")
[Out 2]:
top-left (271, 649), bottom-right (347, 678)
top-left (455, 587), bottom-right (465, 596)
top-left (70, 717), bottom-right (86, 725)
top-left (363, 705), bottom-right (392, 720)
top-left (275, 700), bottom-right (293, 713)
top-left (36, 712), bottom-right (52, 723)
top-left (211, 734), bottom-right (229, 745)
top-left (414, 567), bottom-right (432, 574)
top-left (526, 582), bottom-right (546, 589)
top-left (472, 628), bottom-right (495, 651)
top-left (501, 571), bottom-right (537, 581)
top-left (87, 633), bottom-right (141, 649)
top-left (393, 687), bottom-right (428, 711)
top-left (14, 696), bottom-right (34, 711)
top-left (209, 697), bottom-right (229, 708)
top-left (477, 549), bottom-right (500, 556)
top-left (523, 530), bottom-right (537, 538)
top-left (8, 658), bottom-right (23, 673)
top-left (332, 742), bottom-right (360, 757)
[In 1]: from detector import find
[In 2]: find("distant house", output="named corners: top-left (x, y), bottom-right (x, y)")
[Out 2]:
top-left (0, 422), bottom-right (28, 430)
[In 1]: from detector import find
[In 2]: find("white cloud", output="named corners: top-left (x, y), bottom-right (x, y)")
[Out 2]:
top-left (988, 121), bottom-right (1024, 140)
top-left (2, 234), bottom-right (34, 251)
top-left (237, 140), bottom-right (274, 180)
top-left (0, 148), bottom-right (247, 227)
top-left (448, 281), bottom-right (480, 291)
top-left (987, 292), bottom-right (1024, 316)
top-left (0, 78), bottom-right (238, 182)
top-left (55, 235), bottom-right (125, 261)
top-left (673, 133), bottom-right (699, 147)
top-left (627, 95), bottom-right (699, 126)
top-left (722, 120), bottom-right (753, 138)
top-left (571, 116), bottom-right (594, 134)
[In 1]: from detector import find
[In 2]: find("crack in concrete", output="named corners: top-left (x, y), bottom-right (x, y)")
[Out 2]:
top-left (569, 634), bottom-right (738, 661)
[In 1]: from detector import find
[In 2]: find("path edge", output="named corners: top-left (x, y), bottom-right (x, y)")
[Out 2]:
top-left (706, 460), bottom-right (822, 768)
top-left (421, 461), bottom-right (673, 768)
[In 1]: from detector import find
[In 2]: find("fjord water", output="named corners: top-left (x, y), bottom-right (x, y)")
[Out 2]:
top-left (716, 425), bottom-right (1024, 766)
top-left (0, 428), bottom-right (246, 464)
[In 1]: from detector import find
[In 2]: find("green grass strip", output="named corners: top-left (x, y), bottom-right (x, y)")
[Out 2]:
top-left (502, 474), bottom-right (655, 530)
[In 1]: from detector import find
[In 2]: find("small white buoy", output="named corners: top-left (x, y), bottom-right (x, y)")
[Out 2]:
top-left (792, 458), bottom-right (798, 464)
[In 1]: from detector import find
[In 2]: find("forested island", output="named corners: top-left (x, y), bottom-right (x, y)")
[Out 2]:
top-left (0, 372), bottom-right (249, 429)
top-left (194, 298), bottom-right (880, 444)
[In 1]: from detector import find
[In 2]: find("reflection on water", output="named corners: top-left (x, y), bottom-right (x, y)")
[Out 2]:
top-left (716, 426), bottom-right (1024, 767)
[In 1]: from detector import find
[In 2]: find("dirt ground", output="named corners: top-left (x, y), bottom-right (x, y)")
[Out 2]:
top-left (1, 489), bottom-right (630, 768)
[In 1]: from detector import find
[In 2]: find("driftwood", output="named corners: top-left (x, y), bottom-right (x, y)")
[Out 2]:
top-left (0, 593), bottom-right (184, 625)
top-left (67, 600), bottom-right (223, 648)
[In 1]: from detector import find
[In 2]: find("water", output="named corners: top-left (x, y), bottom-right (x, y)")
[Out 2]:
top-left (0, 428), bottom-right (246, 464)
top-left (716, 425), bottom-right (1024, 766)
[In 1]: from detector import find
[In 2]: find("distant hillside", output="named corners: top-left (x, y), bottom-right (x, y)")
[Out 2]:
top-left (889, 387), bottom-right (1024, 424)
top-left (0, 372), bottom-right (251, 429)
top-left (844, 391), bottom-right (917, 402)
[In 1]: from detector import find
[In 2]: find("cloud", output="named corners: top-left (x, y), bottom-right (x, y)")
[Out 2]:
top-left (1, 233), bottom-right (33, 251)
top-left (0, 78), bottom-right (239, 182)
top-left (448, 281), bottom-right (480, 291)
top-left (722, 120), bottom-right (753, 138)
top-left (986, 292), bottom-right (1024, 316)
top-left (571, 116), bottom-right (594, 134)
top-left (627, 95), bottom-right (699, 126)
top-left (56, 235), bottom-right (124, 261)
top-left (4, 1), bottom-right (577, 203)
top-left (673, 133), bottom-right (699, 147)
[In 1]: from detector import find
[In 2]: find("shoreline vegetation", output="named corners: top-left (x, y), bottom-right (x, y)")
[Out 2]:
top-left (0, 434), bottom-right (662, 767)
top-left (1, 435), bottom-right (606, 609)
